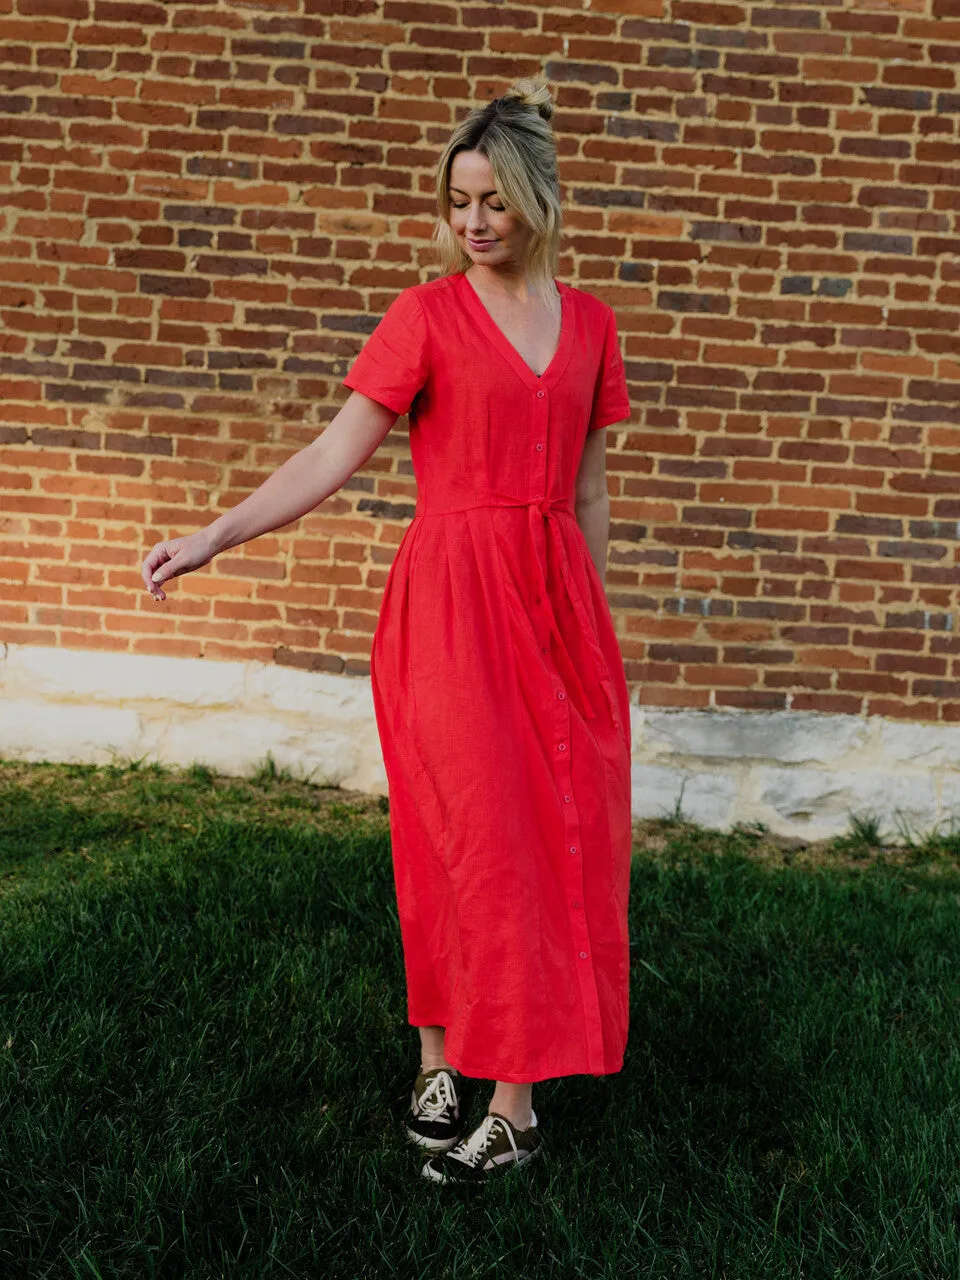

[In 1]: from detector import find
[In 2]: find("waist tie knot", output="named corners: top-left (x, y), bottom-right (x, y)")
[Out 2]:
top-left (411, 493), bottom-right (596, 715)
top-left (523, 500), bottom-right (595, 717)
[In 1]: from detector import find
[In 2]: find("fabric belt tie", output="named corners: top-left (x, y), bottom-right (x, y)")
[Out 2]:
top-left (414, 496), bottom-right (596, 717)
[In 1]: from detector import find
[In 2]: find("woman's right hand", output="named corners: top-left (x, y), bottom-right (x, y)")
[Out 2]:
top-left (141, 530), bottom-right (217, 602)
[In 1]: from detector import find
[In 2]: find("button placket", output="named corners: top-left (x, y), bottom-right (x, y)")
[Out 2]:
top-left (531, 386), bottom-right (549, 645)
top-left (533, 383), bottom-right (605, 1071)
top-left (551, 650), bottom-right (592, 964)
top-left (533, 385), bottom-right (547, 490)
top-left (550, 661), bottom-right (604, 1066)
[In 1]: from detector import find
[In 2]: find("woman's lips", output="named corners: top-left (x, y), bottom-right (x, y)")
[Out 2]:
top-left (468, 238), bottom-right (497, 249)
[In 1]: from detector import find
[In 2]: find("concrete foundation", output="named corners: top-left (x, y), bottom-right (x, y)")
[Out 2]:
top-left (2, 643), bottom-right (957, 845)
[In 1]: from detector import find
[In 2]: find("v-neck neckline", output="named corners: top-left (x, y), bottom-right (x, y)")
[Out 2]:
top-left (458, 270), bottom-right (573, 391)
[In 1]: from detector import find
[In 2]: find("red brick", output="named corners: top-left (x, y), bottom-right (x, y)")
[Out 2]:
top-left (672, 2), bottom-right (745, 24)
top-left (801, 58), bottom-right (879, 83)
top-left (792, 692), bottom-right (865, 713)
top-left (866, 698), bottom-right (941, 720)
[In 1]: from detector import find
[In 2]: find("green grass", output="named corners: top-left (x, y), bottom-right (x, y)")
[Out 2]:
top-left (838, 809), bottom-right (885, 853)
top-left (2, 760), bottom-right (960, 1278)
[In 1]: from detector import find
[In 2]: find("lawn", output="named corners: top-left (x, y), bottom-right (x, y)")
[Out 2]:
top-left (2, 758), bottom-right (960, 1279)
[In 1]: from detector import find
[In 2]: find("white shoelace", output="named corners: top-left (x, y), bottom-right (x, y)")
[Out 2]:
top-left (415, 1070), bottom-right (458, 1122)
top-left (449, 1114), bottom-right (518, 1167)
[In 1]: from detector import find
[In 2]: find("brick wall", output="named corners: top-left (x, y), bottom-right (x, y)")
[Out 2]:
top-left (2, 0), bottom-right (960, 723)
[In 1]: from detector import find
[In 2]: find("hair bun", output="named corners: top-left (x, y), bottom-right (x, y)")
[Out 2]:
top-left (501, 76), bottom-right (554, 122)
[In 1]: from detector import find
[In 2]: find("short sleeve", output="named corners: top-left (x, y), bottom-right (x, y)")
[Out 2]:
top-left (341, 287), bottom-right (430, 417)
top-left (588, 305), bottom-right (631, 430)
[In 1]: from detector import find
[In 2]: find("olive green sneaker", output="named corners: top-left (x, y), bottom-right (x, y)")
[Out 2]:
top-left (405, 1066), bottom-right (475, 1152)
top-left (420, 1108), bottom-right (542, 1183)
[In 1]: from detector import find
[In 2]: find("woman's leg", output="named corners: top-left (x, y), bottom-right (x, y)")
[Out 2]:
top-left (488, 1081), bottom-right (533, 1130)
top-left (418, 1024), bottom-right (454, 1072)
top-left (418, 1027), bottom-right (534, 1130)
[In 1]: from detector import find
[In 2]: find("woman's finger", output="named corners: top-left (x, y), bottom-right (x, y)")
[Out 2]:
top-left (152, 554), bottom-right (184, 586)
top-left (141, 542), bottom-right (172, 599)
top-left (140, 533), bottom-right (211, 601)
top-left (143, 542), bottom-right (169, 571)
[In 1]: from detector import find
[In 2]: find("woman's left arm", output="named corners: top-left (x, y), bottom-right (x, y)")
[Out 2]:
top-left (575, 426), bottom-right (610, 586)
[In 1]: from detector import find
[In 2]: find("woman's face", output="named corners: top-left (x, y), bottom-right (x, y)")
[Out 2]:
top-left (447, 149), bottom-right (532, 271)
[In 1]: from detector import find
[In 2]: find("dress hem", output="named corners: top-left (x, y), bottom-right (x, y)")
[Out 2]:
top-left (442, 1055), bottom-right (625, 1084)
top-left (406, 1024), bottom-right (625, 1083)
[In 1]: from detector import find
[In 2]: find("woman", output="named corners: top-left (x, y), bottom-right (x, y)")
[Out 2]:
top-left (141, 74), bottom-right (633, 1186)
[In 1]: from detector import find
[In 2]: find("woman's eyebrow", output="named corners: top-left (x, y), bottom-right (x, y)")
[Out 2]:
top-left (450, 187), bottom-right (499, 197)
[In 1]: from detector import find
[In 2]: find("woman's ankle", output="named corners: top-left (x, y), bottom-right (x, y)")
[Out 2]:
top-left (421, 1060), bottom-right (456, 1074)
top-left (488, 1082), bottom-right (533, 1129)
top-left (418, 1025), bottom-right (449, 1075)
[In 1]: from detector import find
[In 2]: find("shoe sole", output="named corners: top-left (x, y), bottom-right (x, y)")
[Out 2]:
top-left (420, 1143), bottom-right (542, 1183)
top-left (405, 1124), bottom-right (463, 1151)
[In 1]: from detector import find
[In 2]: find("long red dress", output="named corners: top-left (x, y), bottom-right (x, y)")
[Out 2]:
top-left (342, 270), bottom-right (632, 1083)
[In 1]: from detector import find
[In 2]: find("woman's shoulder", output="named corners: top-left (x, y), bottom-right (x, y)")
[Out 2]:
top-left (419, 272), bottom-right (462, 292)
top-left (404, 274), bottom-right (462, 303)
top-left (386, 274), bottom-right (460, 322)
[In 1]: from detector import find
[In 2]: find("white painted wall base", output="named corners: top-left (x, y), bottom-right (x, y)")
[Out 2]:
top-left (633, 708), bottom-right (960, 845)
top-left (2, 643), bottom-right (957, 845)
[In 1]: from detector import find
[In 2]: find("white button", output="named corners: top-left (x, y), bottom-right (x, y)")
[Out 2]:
top-left (569, 845), bottom-right (577, 854)
top-left (558, 742), bottom-right (566, 751)
top-left (557, 691), bottom-right (565, 700)
top-left (578, 950), bottom-right (587, 959)
top-left (564, 795), bottom-right (572, 804)
top-left (535, 442), bottom-right (543, 451)
top-left (541, 646), bottom-right (548, 654)
top-left (537, 390), bottom-right (545, 398)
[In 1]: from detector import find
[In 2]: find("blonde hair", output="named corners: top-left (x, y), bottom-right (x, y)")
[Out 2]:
top-left (432, 74), bottom-right (562, 297)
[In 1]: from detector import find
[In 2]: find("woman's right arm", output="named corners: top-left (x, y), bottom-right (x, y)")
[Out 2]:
top-left (141, 391), bottom-right (399, 600)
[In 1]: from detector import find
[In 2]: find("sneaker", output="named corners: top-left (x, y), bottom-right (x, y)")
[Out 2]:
top-left (420, 1108), bottom-right (542, 1183)
top-left (405, 1066), bottom-right (474, 1151)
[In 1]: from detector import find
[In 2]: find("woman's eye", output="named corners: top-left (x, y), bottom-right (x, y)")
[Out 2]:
top-left (450, 200), bottom-right (506, 211)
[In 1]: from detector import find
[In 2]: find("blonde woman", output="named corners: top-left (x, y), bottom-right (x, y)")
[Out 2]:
top-left (141, 75), bottom-right (632, 1185)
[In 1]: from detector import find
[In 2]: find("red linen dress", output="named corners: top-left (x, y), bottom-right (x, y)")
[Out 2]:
top-left (341, 270), bottom-right (632, 1083)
